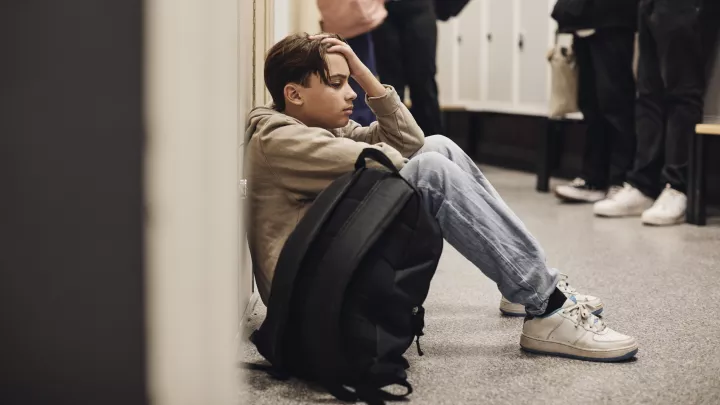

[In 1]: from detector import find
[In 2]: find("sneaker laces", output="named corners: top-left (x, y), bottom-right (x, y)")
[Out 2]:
top-left (564, 302), bottom-right (606, 333)
top-left (653, 184), bottom-right (684, 210)
top-left (556, 273), bottom-right (577, 295)
top-left (606, 185), bottom-right (623, 199)
top-left (607, 183), bottom-right (634, 202)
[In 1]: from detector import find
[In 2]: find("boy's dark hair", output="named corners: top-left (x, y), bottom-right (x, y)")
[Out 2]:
top-left (264, 32), bottom-right (346, 111)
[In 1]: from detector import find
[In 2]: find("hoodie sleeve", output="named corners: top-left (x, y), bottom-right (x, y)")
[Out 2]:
top-left (337, 86), bottom-right (425, 157)
top-left (257, 116), bottom-right (409, 200)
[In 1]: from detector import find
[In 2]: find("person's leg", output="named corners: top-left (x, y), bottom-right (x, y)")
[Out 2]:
top-left (400, 151), bottom-right (558, 314)
top-left (637, 0), bottom-right (720, 225)
top-left (595, 1), bottom-right (662, 218)
top-left (576, 34), bottom-right (611, 190)
top-left (652, 0), bottom-right (715, 194)
top-left (412, 135), bottom-right (505, 203)
top-left (552, 34), bottom-right (612, 203)
top-left (346, 33), bottom-right (377, 126)
top-left (415, 136), bottom-right (604, 315)
top-left (626, 0), bottom-right (666, 199)
top-left (401, 0), bottom-right (443, 136)
top-left (590, 28), bottom-right (637, 188)
top-left (401, 141), bottom-right (559, 315)
top-left (371, 4), bottom-right (407, 101)
top-left (400, 148), bottom-right (638, 361)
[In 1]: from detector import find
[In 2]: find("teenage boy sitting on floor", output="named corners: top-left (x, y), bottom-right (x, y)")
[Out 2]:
top-left (246, 32), bottom-right (638, 362)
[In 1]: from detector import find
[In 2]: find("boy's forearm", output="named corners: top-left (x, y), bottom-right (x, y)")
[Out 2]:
top-left (353, 68), bottom-right (387, 98)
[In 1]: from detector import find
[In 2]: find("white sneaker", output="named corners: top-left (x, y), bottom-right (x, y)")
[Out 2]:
top-left (499, 273), bottom-right (603, 317)
top-left (499, 296), bottom-right (526, 317)
top-left (593, 183), bottom-right (654, 217)
top-left (605, 184), bottom-right (624, 199)
top-left (641, 184), bottom-right (687, 226)
top-left (556, 273), bottom-right (603, 315)
top-left (521, 302), bottom-right (638, 362)
top-left (554, 178), bottom-right (606, 203)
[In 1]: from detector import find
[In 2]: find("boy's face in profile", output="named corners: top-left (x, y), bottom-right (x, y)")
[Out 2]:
top-left (293, 53), bottom-right (357, 129)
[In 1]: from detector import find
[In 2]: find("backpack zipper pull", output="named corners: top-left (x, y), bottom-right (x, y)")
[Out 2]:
top-left (415, 335), bottom-right (424, 356)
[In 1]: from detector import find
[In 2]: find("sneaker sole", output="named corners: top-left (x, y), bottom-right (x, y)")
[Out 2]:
top-left (554, 189), bottom-right (605, 203)
top-left (520, 335), bottom-right (638, 362)
top-left (501, 306), bottom-right (603, 317)
top-left (594, 210), bottom-right (644, 218)
top-left (499, 308), bottom-right (527, 317)
top-left (642, 216), bottom-right (685, 226)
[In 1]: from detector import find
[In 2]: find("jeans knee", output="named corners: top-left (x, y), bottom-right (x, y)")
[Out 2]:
top-left (407, 151), bottom-right (448, 170)
top-left (404, 151), bottom-right (455, 185)
top-left (423, 135), bottom-right (458, 154)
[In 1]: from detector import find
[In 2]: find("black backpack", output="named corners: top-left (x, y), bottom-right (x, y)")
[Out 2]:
top-left (246, 148), bottom-right (444, 404)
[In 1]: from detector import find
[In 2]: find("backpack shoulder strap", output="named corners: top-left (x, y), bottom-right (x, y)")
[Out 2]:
top-left (302, 174), bottom-right (414, 379)
top-left (253, 171), bottom-right (358, 369)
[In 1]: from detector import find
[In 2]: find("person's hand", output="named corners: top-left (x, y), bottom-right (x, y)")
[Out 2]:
top-left (308, 34), bottom-right (386, 98)
top-left (308, 35), bottom-right (372, 80)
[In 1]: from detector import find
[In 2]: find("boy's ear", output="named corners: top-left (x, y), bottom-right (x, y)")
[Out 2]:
top-left (284, 84), bottom-right (303, 107)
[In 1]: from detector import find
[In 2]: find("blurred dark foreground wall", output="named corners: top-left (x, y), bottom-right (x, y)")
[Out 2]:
top-left (0, 1), bottom-right (147, 404)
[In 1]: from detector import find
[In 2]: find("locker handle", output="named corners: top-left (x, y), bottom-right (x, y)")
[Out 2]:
top-left (486, 33), bottom-right (492, 42)
top-left (518, 33), bottom-right (524, 50)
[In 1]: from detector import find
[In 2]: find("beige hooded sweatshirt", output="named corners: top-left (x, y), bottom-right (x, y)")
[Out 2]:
top-left (245, 86), bottom-right (425, 304)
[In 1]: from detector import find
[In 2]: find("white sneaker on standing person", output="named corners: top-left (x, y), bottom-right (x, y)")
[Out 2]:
top-left (554, 178), bottom-right (606, 203)
top-left (594, 182), bottom-right (687, 225)
top-left (641, 184), bottom-right (687, 226)
top-left (593, 182), bottom-right (653, 217)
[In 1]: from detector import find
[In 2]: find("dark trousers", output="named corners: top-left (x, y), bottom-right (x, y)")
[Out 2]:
top-left (372, 0), bottom-right (443, 136)
top-left (627, 0), bottom-right (719, 197)
top-left (575, 29), bottom-right (637, 188)
top-left (347, 33), bottom-right (377, 127)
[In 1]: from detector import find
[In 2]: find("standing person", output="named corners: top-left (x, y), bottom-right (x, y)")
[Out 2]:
top-left (318, 0), bottom-right (387, 126)
top-left (551, 0), bottom-right (639, 203)
top-left (594, 0), bottom-right (720, 225)
top-left (372, 0), bottom-right (443, 136)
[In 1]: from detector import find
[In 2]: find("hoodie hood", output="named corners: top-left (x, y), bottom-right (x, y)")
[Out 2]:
top-left (244, 104), bottom-right (296, 143)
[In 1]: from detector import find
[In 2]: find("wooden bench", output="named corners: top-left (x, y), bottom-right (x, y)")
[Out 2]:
top-left (687, 123), bottom-right (720, 225)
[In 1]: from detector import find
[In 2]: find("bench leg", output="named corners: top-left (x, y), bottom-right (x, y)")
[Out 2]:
top-left (687, 131), bottom-right (697, 223)
top-left (688, 132), bottom-right (706, 226)
top-left (697, 134), bottom-right (707, 225)
top-left (536, 120), bottom-right (555, 192)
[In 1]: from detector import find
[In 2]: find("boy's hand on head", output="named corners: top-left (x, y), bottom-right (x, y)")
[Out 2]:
top-left (309, 34), bottom-right (386, 98)
top-left (309, 35), bottom-right (372, 79)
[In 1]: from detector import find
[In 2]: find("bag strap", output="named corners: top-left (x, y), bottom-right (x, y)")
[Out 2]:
top-left (302, 175), bottom-right (414, 379)
top-left (240, 361), bottom-right (290, 381)
top-left (254, 172), bottom-right (359, 369)
top-left (355, 148), bottom-right (401, 175)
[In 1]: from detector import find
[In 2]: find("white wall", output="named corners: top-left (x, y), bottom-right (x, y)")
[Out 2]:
top-left (704, 32), bottom-right (720, 123)
top-left (273, 0), bottom-right (291, 42)
top-left (295, 0), bottom-right (321, 35)
top-left (144, 0), bottom-right (245, 403)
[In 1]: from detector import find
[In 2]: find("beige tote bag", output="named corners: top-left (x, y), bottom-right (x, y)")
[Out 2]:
top-left (547, 44), bottom-right (579, 118)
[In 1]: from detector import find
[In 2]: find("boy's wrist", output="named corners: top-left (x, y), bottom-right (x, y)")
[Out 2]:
top-left (352, 67), bottom-right (374, 83)
top-left (353, 69), bottom-right (385, 98)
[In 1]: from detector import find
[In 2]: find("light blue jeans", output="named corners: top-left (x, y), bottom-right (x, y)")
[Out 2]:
top-left (400, 135), bottom-right (559, 315)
